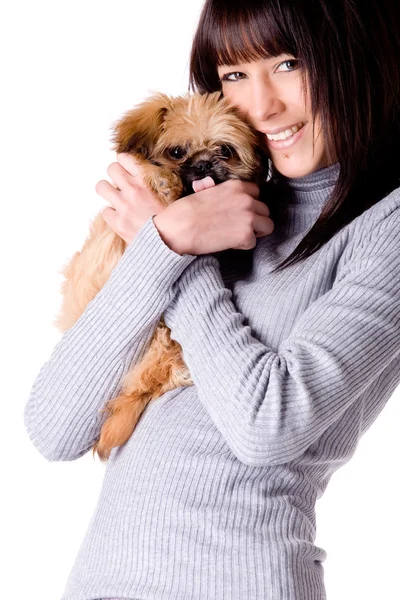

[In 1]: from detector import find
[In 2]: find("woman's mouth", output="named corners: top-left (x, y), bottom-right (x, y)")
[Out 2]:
top-left (265, 122), bottom-right (306, 150)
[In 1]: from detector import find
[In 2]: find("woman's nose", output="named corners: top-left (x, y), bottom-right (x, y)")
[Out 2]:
top-left (247, 80), bottom-right (283, 123)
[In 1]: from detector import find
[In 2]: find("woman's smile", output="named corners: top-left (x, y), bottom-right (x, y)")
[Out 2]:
top-left (263, 121), bottom-right (307, 149)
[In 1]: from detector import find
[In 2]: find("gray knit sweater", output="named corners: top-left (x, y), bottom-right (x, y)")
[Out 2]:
top-left (24, 162), bottom-right (400, 600)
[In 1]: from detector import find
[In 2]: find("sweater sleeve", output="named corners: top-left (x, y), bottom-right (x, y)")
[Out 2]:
top-left (163, 208), bottom-right (400, 467)
top-left (24, 216), bottom-right (196, 462)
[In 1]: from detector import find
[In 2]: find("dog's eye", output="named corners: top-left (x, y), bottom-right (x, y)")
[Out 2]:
top-left (220, 144), bottom-right (234, 158)
top-left (168, 146), bottom-right (186, 159)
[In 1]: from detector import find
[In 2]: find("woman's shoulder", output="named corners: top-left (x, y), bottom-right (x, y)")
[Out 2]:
top-left (371, 183), bottom-right (400, 238)
top-left (337, 184), bottom-right (400, 267)
top-left (353, 182), bottom-right (400, 236)
top-left (378, 182), bottom-right (400, 212)
top-left (334, 184), bottom-right (400, 283)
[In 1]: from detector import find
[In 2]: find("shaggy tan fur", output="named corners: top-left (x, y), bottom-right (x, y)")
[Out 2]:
top-left (53, 91), bottom-right (264, 461)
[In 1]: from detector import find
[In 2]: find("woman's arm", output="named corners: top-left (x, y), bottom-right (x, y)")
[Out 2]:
top-left (24, 216), bottom-right (196, 462)
top-left (163, 206), bottom-right (400, 467)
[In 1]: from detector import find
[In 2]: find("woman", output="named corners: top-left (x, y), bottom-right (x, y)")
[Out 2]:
top-left (24, 1), bottom-right (400, 599)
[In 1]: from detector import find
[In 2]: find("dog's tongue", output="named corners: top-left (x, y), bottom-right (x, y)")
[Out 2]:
top-left (192, 176), bottom-right (216, 193)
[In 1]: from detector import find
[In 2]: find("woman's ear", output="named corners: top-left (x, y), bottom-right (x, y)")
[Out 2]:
top-left (110, 92), bottom-right (171, 157)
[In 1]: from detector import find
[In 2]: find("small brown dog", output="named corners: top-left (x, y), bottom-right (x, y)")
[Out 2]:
top-left (53, 91), bottom-right (267, 461)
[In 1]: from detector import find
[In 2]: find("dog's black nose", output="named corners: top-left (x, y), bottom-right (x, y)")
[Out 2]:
top-left (194, 160), bottom-right (213, 175)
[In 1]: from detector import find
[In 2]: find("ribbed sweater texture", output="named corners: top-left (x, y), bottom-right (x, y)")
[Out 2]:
top-left (24, 162), bottom-right (400, 600)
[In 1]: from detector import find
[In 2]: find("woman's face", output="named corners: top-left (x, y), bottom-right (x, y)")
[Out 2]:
top-left (217, 54), bottom-right (333, 178)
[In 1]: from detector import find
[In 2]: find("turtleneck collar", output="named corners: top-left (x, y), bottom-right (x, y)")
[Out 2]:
top-left (225, 163), bottom-right (341, 279)
top-left (270, 161), bottom-right (340, 206)
top-left (262, 161), bottom-right (340, 241)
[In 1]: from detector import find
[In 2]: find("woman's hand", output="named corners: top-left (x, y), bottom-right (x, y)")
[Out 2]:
top-left (95, 153), bottom-right (166, 245)
top-left (153, 176), bottom-right (274, 256)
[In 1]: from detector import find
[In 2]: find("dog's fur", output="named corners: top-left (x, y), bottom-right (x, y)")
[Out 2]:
top-left (53, 91), bottom-right (266, 461)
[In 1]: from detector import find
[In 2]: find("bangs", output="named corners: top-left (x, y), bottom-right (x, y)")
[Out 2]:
top-left (204, 2), bottom-right (298, 67)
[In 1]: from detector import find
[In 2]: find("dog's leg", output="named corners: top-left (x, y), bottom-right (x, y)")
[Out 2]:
top-left (145, 168), bottom-right (184, 205)
top-left (92, 321), bottom-right (193, 461)
top-left (134, 160), bottom-right (184, 206)
top-left (53, 212), bottom-right (127, 332)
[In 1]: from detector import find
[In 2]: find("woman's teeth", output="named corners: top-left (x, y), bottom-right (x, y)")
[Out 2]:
top-left (266, 122), bottom-right (305, 141)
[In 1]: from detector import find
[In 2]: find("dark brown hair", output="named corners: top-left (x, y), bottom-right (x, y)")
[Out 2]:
top-left (188, 0), bottom-right (400, 272)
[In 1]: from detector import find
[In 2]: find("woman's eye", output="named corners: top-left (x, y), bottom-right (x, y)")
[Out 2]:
top-left (276, 59), bottom-right (299, 73)
top-left (220, 144), bottom-right (234, 158)
top-left (168, 146), bottom-right (186, 159)
top-left (219, 59), bottom-right (299, 83)
top-left (219, 71), bottom-right (245, 83)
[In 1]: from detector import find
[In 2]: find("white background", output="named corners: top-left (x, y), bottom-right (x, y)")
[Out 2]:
top-left (2, 1), bottom-right (399, 599)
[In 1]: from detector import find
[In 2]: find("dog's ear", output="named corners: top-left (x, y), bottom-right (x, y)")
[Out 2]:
top-left (110, 92), bottom-right (172, 157)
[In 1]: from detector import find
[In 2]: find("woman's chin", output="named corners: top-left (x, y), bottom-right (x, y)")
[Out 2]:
top-left (271, 154), bottom-right (329, 179)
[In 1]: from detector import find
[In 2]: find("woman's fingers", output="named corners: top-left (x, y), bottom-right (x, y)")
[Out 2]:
top-left (101, 205), bottom-right (118, 227)
top-left (252, 213), bottom-right (275, 237)
top-left (192, 179), bottom-right (270, 221)
top-left (116, 152), bottom-right (143, 177)
top-left (191, 177), bottom-right (272, 239)
top-left (94, 152), bottom-right (167, 245)
top-left (254, 198), bottom-right (270, 217)
top-left (94, 179), bottom-right (122, 206)
top-left (104, 153), bottom-right (145, 194)
top-left (95, 153), bottom-right (146, 208)
top-left (252, 199), bottom-right (273, 237)
top-left (240, 180), bottom-right (260, 199)
top-left (106, 163), bottom-right (130, 191)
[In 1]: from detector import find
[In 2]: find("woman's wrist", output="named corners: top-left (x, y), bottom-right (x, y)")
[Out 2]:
top-left (152, 203), bottom-right (195, 256)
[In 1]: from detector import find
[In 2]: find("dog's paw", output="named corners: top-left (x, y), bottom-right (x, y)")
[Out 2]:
top-left (147, 169), bottom-right (183, 205)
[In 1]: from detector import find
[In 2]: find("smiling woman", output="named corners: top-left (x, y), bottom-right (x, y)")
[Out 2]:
top-left (23, 2), bottom-right (400, 600)
top-left (189, 0), bottom-right (400, 271)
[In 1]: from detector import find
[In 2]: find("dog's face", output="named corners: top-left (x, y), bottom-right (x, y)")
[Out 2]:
top-left (111, 91), bottom-right (266, 197)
